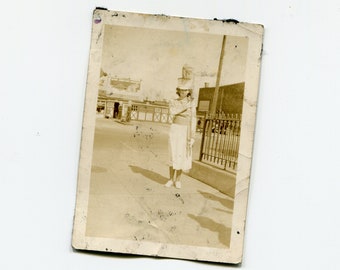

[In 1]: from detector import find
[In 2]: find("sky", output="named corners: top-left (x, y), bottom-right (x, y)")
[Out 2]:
top-left (101, 25), bottom-right (248, 101)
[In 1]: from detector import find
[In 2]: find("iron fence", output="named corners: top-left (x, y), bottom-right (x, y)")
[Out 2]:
top-left (199, 115), bottom-right (241, 171)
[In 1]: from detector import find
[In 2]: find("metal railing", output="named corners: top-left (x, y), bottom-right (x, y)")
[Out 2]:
top-left (199, 115), bottom-right (241, 171)
top-left (130, 104), bottom-right (173, 123)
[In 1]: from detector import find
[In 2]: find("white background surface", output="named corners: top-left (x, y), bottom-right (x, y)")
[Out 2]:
top-left (1, 1), bottom-right (339, 269)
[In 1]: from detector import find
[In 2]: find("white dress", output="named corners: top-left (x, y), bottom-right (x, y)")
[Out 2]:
top-left (168, 98), bottom-right (196, 171)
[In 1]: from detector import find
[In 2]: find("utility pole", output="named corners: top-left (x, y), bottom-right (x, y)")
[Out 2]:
top-left (210, 35), bottom-right (226, 118)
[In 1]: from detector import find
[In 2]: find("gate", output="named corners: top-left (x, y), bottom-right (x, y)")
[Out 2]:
top-left (199, 115), bottom-right (241, 171)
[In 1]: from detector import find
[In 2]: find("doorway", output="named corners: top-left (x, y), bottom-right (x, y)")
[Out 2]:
top-left (113, 102), bottom-right (120, 118)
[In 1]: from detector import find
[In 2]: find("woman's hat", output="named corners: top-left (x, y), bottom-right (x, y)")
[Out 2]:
top-left (177, 78), bottom-right (193, 91)
top-left (177, 64), bottom-right (194, 91)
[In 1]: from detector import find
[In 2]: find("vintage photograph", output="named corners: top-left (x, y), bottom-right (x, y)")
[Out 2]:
top-left (72, 9), bottom-right (264, 264)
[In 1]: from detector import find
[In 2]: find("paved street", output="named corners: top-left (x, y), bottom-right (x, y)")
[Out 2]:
top-left (85, 117), bottom-right (234, 249)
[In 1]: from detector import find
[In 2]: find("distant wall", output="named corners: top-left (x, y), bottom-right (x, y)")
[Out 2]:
top-left (197, 82), bottom-right (245, 115)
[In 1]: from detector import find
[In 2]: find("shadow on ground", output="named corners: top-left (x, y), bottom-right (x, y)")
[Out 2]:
top-left (198, 190), bottom-right (234, 210)
top-left (188, 214), bottom-right (231, 247)
top-left (129, 165), bottom-right (168, 185)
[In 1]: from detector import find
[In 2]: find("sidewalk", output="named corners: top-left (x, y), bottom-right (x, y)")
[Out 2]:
top-left (86, 118), bottom-right (234, 249)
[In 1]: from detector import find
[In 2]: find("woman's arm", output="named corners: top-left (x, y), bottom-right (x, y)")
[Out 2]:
top-left (190, 106), bottom-right (197, 138)
top-left (169, 99), bottom-right (191, 116)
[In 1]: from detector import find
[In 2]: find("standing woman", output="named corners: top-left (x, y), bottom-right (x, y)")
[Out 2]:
top-left (165, 85), bottom-right (196, 189)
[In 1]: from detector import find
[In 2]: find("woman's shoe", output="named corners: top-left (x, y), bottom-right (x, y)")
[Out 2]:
top-left (175, 181), bottom-right (181, 189)
top-left (165, 180), bottom-right (174, 187)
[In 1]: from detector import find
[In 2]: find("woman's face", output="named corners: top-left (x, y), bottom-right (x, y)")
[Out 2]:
top-left (178, 89), bottom-right (189, 99)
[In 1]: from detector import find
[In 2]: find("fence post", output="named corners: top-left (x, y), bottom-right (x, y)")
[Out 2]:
top-left (199, 118), bottom-right (208, 161)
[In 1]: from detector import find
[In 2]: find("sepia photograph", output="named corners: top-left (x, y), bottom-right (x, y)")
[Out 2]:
top-left (72, 9), bottom-right (264, 264)
top-left (3, 1), bottom-right (340, 269)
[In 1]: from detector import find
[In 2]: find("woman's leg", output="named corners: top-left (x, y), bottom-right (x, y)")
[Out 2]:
top-left (169, 166), bottom-right (175, 180)
top-left (175, 169), bottom-right (182, 188)
top-left (165, 166), bottom-right (175, 187)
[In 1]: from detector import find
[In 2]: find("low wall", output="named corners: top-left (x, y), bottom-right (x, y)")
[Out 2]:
top-left (188, 160), bottom-right (236, 198)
